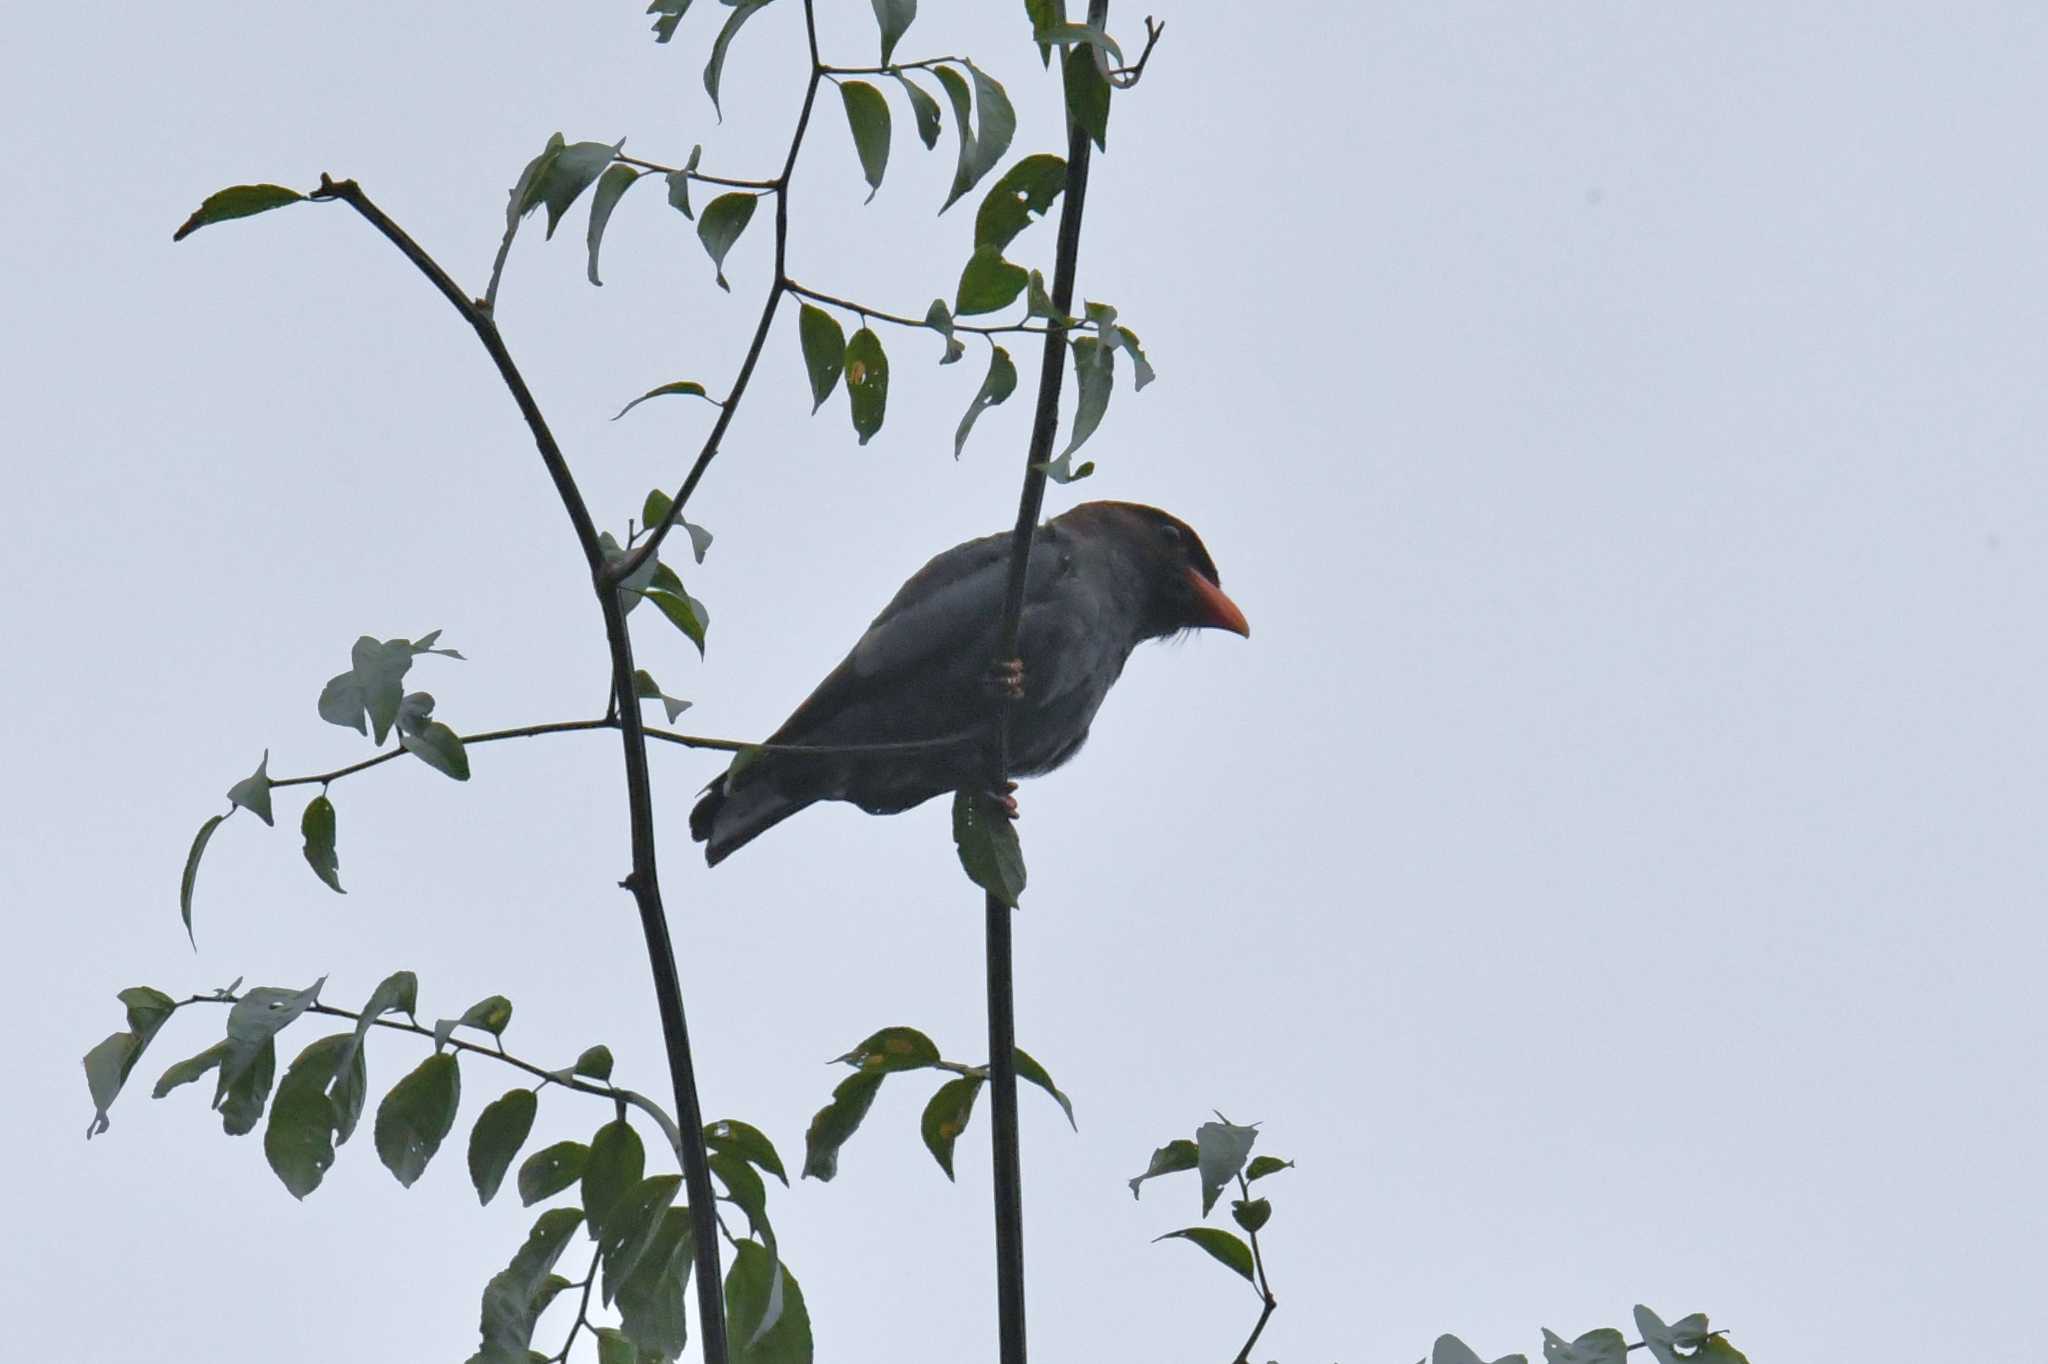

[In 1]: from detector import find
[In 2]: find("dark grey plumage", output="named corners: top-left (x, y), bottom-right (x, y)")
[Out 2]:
top-left (689, 501), bottom-right (1248, 865)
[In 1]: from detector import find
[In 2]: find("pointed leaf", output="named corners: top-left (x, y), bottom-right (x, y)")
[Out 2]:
top-left (614, 379), bottom-right (712, 420)
top-left (1064, 41), bottom-right (1111, 150)
top-left (1111, 323), bottom-right (1156, 390)
top-left (1154, 1227), bottom-right (1255, 1283)
top-left (869, 0), bottom-right (916, 65)
top-left (173, 184), bottom-right (304, 242)
top-left (1058, 333), bottom-right (1112, 460)
top-left (374, 1051), bottom-right (459, 1187)
top-left (923, 297), bottom-right (965, 363)
top-left (954, 244), bottom-right (1028, 316)
top-left (974, 153), bottom-right (1066, 250)
top-left (469, 1088), bottom-right (539, 1205)
top-left (648, 0), bottom-right (692, 44)
top-left (1196, 1117), bottom-right (1260, 1215)
top-left (519, 1140), bottom-right (590, 1206)
top-left (710, 1149), bottom-right (772, 1243)
top-left (301, 794), bottom-right (343, 893)
top-left (400, 720), bottom-right (470, 780)
top-left (264, 1032), bottom-right (356, 1199)
top-left (833, 1026), bottom-right (941, 1073)
top-left (952, 787), bottom-right (1025, 907)
top-left (801, 1071), bottom-right (882, 1181)
top-left (1231, 1196), bottom-right (1272, 1234)
top-left (82, 1033), bottom-right (142, 1138)
top-left (726, 1241), bottom-right (811, 1362)
top-left (599, 1175), bottom-right (683, 1307)
top-left (839, 80), bottom-right (892, 202)
top-left (920, 1075), bottom-right (984, 1180)
top-left (705, 0), bottom-right (775, 116)
top-left (844, 326), bottom-right (889, 445)
top-left (586, 163), bottom-right (641, 286)
top-left (226, 752), bottom-right (274, 826)
top-left (538, 139), bottom-right (621, 240)
top-left (213, 1034), bottom-right (276, 1135)
top-left (575, 1045), bottom-right (615, 1081)
top-left (1246, 1155), bottom-right (1294, 1182)
top-left (953, 344), bottom-right (1016, 456)
top-left (706, 1118), bottom-right (790, 1187)
top-left (1128, 1137), bottom-right (1198, 1198)
top-left (336, 969), bottom-right (417, 1082)
top-left (180, 813), bottom-right (226, 943)
top-left (583, 1119), bottom-right (646, 1237)
top-left (1012, 1047), bottom-right (1075, 1129)
top-left (634, 669), bottom-right (692, 723)
top-left (222, 978), bottom-right (326, 1095)
top-left (154, 1041), bottom-right (230, 1100)
top-left (615, 1207), bottom-right (693, 1358)
top-left (893, 72), bottom-right (941, 149)
top-left (645, 587), bottom-right (709, 657)
top-left (797, 304), bottom-right (846, 413)
top-left (476, 1207), bottom-right (585, 1363)
top-left (696, 191), bottom-right (758, 291)
top-left (1541, 1327), bottom-right (1628, 1364)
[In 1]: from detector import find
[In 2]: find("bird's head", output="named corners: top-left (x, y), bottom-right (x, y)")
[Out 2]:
top-left (1059, 501), bottom-right (1251, 641)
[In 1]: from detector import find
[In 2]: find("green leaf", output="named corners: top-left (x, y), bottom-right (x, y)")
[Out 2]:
top-left (1128, 1138), bottom-right (1198, 1198)
top-left (1012, 1047), bottom-right (1075, 1129)
top-left (641, 487), bottom-right (674, 528)
top-left (575, 1045), bottom-right (615, 1081)
top-left (801, 1071), bottom-right (882, 1181)
top-left (536, 140), bottom-right (621, 240)
top-left (843, 326), bottom-right (889, 445)
top-left (666, 146), bottom-right (703, 221)
top-left (940, 63), bottom-right (1017, 213)
top-left (1230, 1196), bottom-right (1271, 1234)
top-left (893, 72), bottom-right (942, 150)
top-left (710, 1149), bottom-right (772, 1243)
top-left (1057, 334), bottom-right (1112, 460)
top-left (839, 81), bottom-right (892, 202)
top-left (1540, 1327), bottom-right (1628, 1364)
top-left (1063, 41), bottom-right (1111, 150)
top-left (336, 969), bottom-right (417, 1083)
top-left (1034, 20), bottom-right (1124, 64)
top-left (1153, 1227), bottom-right (1255, 1283)
top-left (954, 244), bottom-right (1028, 317)
top-left (919, 1075), bottom-right (984, 1180)
top-left (401, 720), bottom-right (470, 780)
top-left (869, 0), bottom-right (916, 65)
top-left (1634, 1307), bottom-right (1734, 1364)
top-left (1245, 1155), bottom-right (1294, 1182)
top-left (726, 1241), bottom-right (811, 1363)
top-left (681, 519), bottom-right (715, 563)
top-left (121, 987), bottom-right (177, 1037)
top-left (974, 153), bottom-right (1066, 251)
top-left (706, 1118), bottom-right (790, 1187)
top-left (395, 690), bottom-right (435, 737)
top-left (697, 191), bottom-right (759, 291)
top-left (648, 0), bottom-right (692, 44)
top-left (1432, 1336), bottom-right (1529, 1364)
top-left (705, 0), bottom-right (775, 117)
top-left (1023, 0), bottom-right (1057, 63)
top-left (1196, 1117), bottom-right (1259, 1215)
top-left (583, 1119), bottom-right (646, 1236)
top-left (586, 163), bottom-right (641, 286)
top-left (614, 379), bottom-right (713, 421)
top-left (634, 669), bottom-right (692, 723)
top-left (645, 587), bottom-right (710, 657)
top-left (595, 1327), bottom-right (639, 1364)
top-left (448, 994), bottom-right (514, 1043)
top-left (1109, 322), bottom-right (1156, 390)
top-left (476, 1208), bottom-right (585, 1364)
top-left (598, 1174), bottom-right (683, 1307)
top-left (225, 752), bottom-right (274, 826)
top-left (222, 978), bottom-right (326, 1097)
top-left (519, 1140), bottom-right (590, 1206)
top-left (615, 1207), bottom-right (693, 1358)
top-left (374, 1052), bottom-right (459, 1187)
top-left (833, 1026), bottom-right (941, 1073)
top-left (797, 304), bottom-right (846, 413)
top-left (213, 1034), bottom-right (276, 1136)
top-left (172, 184), bottom-right (303, 242)
top-left (83, 1033), bottom-right (142, 1138)
top-left (180, 812), bottom-right (226, 943)
top-left (317, 633), bottom-right (459, 743)
top-left (951, 787), bottom-right (1025, 907)
top-left (1025, 268), bottom-right (1063, 322)
top-left (264, 1033), bottom-right (356, 1199)
top-left (953, 344), bottom-right (1016, 457)
top-left (923, 298), bottom-right (965, 363)
top-left (154, 1041), bottom-right (229, 1100)
top-left (301, 794), bottom-right (343, 893)
top-left (469, 1088), bottom-right (539, 1206)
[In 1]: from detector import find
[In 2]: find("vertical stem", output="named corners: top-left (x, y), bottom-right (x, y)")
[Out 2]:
top-left (984, 7), bottom-right (1111, 1362)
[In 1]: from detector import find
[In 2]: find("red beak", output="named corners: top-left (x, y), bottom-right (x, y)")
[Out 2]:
top-left (1185, 567), bottom-right (1251, 637)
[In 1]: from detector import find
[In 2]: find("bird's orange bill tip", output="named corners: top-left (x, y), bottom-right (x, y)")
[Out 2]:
top-left (1186, 568), bottom-right (1251, 637)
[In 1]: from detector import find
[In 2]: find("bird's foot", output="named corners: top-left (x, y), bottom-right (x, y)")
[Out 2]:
top-left (990, 779), bottom-right (1020, 820)
top-left (984, 657), bottom-right (1026, 701)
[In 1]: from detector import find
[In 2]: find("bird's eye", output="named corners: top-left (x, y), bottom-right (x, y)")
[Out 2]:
top-left (1160, 522), bottom-right (1183, 546)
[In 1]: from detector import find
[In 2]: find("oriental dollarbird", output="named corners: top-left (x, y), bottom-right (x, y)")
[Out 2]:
top-left (689, 501), bottom-right (1249, 865)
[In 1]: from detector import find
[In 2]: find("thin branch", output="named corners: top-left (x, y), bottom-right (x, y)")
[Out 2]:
top-left (1110, 16), bottom-right (1166, 88)
top-left (305, 176), bottom-right (730, 1364)
top-left (551, 1248), bottom-right (603, 1364)
top-left (616, 0), bottom-right (828, 584)
top-left (785, 280), bottom-right (1051, 336)
top-left (265, 717), bottom-right (989, 791)
top-left (820, 55), bottom-right (965, 76)
top-left (613, 153), bottom-right (779, 190)
top-left (1231, 1172), bottom-right (1279, 1364)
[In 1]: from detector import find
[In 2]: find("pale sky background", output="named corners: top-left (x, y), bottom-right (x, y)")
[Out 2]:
top-left (6, 3), bottom-right (2044, 1361)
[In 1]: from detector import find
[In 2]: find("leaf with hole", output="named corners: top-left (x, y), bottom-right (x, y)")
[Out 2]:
top-left (374, 1051), bottom-right (459, 1188)
top-left (264, 1033), bottom-right (356, 1199)
top-left (173, 184), bottom-right (304, 242)
top-left (797, 304), bottom-right (846, 413)
top-left (706, 1118), bottom-right (790, 1187)
top-left (953, 344), bottom-right (1016, 457)
top-left (893, 72), bottom-right (942, 149)
top-left (839, 80), bottom-right (892, 202)
top-left (844, 326), bottom-right (889, 445)
top-left (519, 1140), bottom-right (590, 1206)
top-left (974, 153), bottom-right (1065, 251)
top-left (475, 1207), bottom-right (585, 1363)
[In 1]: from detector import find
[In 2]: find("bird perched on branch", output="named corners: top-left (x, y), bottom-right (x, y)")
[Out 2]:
top-left (689, 500), bottom-right (1249, 865)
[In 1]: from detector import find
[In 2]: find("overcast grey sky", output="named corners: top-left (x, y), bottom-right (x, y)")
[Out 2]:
top-left (7, 3), bottom-right (2044, 1361)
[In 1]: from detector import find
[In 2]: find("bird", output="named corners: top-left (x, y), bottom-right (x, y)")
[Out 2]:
top-left (688, 500), bottom-right (1249, 865)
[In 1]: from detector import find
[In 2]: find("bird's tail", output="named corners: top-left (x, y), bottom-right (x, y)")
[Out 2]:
top-left (689, 769), bottom-right (813, 866)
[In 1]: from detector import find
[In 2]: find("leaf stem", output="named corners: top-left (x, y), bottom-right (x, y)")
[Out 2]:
top-left (613, 152), bottom-right (779, 190)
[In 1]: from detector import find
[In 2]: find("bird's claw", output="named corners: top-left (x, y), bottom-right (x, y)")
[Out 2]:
top-left (985, 657), bottom-right (1026, 701)
top-left (990, 780), bottom-right (1019, 820)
